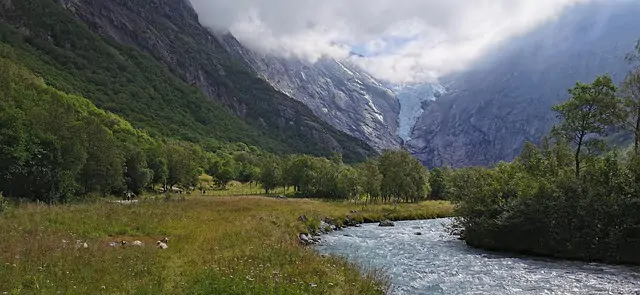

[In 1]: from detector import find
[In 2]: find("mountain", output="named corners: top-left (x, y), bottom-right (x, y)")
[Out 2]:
top-left (393, 83), bottom-right (446, 142)
top-left (408, 1), bottom-right (640, 167)
top-left (0, 0), bottom-right (376, 162)
top-left (218, 34), bottom-right (402, 152)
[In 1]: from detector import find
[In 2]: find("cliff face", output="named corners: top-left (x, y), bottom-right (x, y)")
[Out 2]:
top-left (218, 34), bottom-right (402, 152)
top-left (49, 0), bottom-right (376, 161)
top-left (408, 1), bottom-right (640, 167)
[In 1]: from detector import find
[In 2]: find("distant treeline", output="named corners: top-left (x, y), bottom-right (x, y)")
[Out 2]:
top-left (446, 42), bottom-right (640, 265)
top-left (0, 53), bottom-right (432, 204)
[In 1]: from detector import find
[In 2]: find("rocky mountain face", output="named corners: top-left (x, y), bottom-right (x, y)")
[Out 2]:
top-left (393, 83), bottom-right (445, 142)
top-left (408, 1), bottom-right (640, 167)
top-left (43, 0), bottom-right (376, 161)
top-left (218, 34), bottom-right (402, 152)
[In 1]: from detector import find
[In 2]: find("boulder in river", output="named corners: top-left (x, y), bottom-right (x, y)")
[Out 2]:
top-left (379, 220), bottom-right (395, 227)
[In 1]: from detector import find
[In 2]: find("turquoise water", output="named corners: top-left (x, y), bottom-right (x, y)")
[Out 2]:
top-left (315, 219), bottom-right (640, 295)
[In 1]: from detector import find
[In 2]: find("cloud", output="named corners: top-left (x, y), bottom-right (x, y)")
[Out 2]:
top-left (190, 0), bottom-right (592, 84)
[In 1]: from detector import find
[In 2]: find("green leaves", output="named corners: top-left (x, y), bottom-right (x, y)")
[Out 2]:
top-left (552, 75), bottom-right (621, 176)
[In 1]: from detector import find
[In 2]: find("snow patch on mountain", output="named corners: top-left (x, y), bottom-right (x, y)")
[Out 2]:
top-left (394, 82), bottom-right (445, 141)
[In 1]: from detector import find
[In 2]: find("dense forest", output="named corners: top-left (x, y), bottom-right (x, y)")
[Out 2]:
top-left (446, 42), bottom-right (640, 265)
top-left (0, 0), bottom-right (376, 162)
top-left (0, 50), bottom-right (430, 204)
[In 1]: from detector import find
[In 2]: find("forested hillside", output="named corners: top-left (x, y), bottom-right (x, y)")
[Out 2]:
top-left (0, 0), bottom-right (375, 162)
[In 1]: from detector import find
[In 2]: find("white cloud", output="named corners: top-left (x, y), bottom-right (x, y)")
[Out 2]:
top-left (190, 0), bottom-right (592, 84)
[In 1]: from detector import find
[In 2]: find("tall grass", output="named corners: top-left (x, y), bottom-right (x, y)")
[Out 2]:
top-left (0, 197), bottom-right (453, 294)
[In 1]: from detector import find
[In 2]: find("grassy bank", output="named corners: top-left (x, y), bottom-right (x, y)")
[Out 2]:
top-left (0, 196), bottom-right (453, 294)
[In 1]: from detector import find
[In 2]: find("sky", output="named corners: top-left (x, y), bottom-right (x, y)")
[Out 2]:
top-left (189, 0), bottom-right (592, 84)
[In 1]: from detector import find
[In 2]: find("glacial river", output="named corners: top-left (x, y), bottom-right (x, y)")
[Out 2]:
top-left (315, 219), bottom-right (640, 295)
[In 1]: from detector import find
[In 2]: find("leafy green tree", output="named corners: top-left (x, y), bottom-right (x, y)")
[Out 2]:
top-left (260, 157), bottom-right (281, 194)
top-left (238, 164), bottom-right (261, 188)
top-left (211, 157), bottom-right (238, 189)
top-left (552, 75), bottom-right (621, 177)
top-left (378, 150), bottom-right (430, 203)
top-left (166, 142), bottom-right (200, 188)
top-left (147, 149), bottom-right (169, 190)
top-left (283, 155), bottom-right (314, 193)
top-left (0, 107), bottom-right (28, 198)
top-left (621, 41), bottom-right (640, 154)
top-left (620, 70), bottom-right (640, 154)
top-left (356, 159), bottom-right (382, 203)
top-left (80, 117), bottom-right (125, 195)
top-left (124, 149), bottom-right (153, 195)
top-left (429, 166), bottom-right (451, 200)
top-left (337, 166), bottom-right (361, 202)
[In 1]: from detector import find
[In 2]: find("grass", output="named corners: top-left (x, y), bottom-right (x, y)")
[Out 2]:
top-left (0, 196), bottom-right (454, 294)
top-left (206, 181), bottom-right (294, 197)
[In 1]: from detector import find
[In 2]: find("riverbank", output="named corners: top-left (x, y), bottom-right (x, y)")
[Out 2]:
top-left (0, 196), bottom-right (453, 294)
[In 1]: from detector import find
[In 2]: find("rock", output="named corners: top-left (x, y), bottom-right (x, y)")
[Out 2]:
top-left (276, 195), bottom-right (287, 199)
top-left (298, 233), bottom-right (314, 245)
top-left (108, 242), bottom-right (119, 247)
top-left (378, 220), bottom-right (395, 227)
top-left (131, 240), bottom-right (143, 246)
top-left (318, 221), bottom-right (332, 234)
top-left (415, 232), bottom-right (423, 235)
top-left (219, 35), bottom-right (403, 152)
top-left (344, 218), bottom-right (359, 227)
top-left (156, 241), bottom-right (168, 249)
top-left (298, 215), bottom-right (308, 222)
top-left (75, 241), bottom-right (89, 249)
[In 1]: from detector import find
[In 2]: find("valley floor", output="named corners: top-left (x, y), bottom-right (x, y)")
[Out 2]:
top-left (0, 196), bottom-right (453, 295)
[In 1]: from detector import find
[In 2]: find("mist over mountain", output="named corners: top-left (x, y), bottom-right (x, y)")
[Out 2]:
top-left (407, 0), bottom-right (640, 167)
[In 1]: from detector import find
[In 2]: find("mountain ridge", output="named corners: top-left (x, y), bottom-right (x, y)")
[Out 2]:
top-left (216, 33), bottom-right (403, 152)
top-left (0, 0), bottom-right (376, 161)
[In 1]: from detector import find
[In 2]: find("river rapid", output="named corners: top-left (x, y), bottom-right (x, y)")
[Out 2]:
top-left (315, 219), bottom-right (640, 295)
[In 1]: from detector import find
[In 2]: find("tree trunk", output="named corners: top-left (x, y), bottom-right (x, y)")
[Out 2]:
top-left (575, 135), bottom-right (583, 178)
top-left (635, 108), bottom-right (640, 154)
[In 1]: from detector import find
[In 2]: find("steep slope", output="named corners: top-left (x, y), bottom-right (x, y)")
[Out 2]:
top-left (408, 1), bottom-right (640, 167)
top-left (218, 34), bottom-right (402, 151)
top-left (393, 83), bottom-right (446, 142)
top-left (0, 0), bottom-right (375, 161)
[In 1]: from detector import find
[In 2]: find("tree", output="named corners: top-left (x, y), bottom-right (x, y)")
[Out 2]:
top-left (147, 149), bottom-right (169, 189)
top-left (124, 149), bottom-right (153, 195)
top-left (357, 159), bottom-right (382, 203)
top-left (260, 157), bottom-right (281, 194)
top-left (379, 150), bottom-right (430, 203)
top-left (80, 117), bottom-right (125, 195)
top-left (621, 41), bottom-right (640, 154)
top-left (166, 142), bottom-right (200, 188)
top-left (238, 164), bottom-right (260, 187)
top-left (337, 166), bottom-right (361, 202)
top-left (552, 75), bottom-right (621, 177)
top-left (429, 166), bottom-right (451, 200)
top-left (207, 157), bottom-right (238, 189)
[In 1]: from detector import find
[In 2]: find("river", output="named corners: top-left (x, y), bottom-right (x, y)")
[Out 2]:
top-left (315, 219), bottom-right (640, 295)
